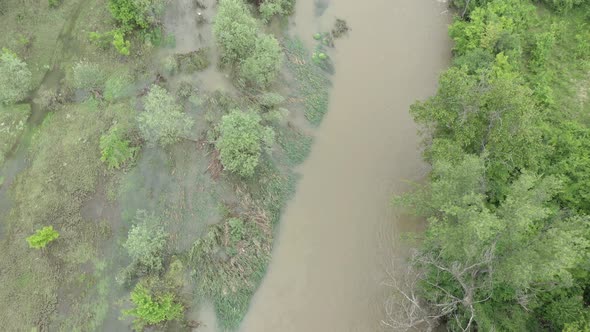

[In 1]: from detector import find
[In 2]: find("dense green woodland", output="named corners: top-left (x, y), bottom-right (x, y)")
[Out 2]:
top-left (391, 0), bottom-right (590, 331)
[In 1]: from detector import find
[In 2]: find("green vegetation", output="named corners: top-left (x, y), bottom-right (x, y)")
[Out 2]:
top-left (390, 1), bottom-right (590, 331)
top-left (100, 126), bottom-right (137, 169)
top-left (0, 0), bottom-right (333, 329)
top-left (26, 226), bottom-right (60, 249)
top-left (124, 210), bottom-right (168, 274)
top-left (284, 38), bottom-right (330, 125)
top-left (72, 61), bottom-right (107, 92)
top-left (259, 0), bottom-right (295, 22)
top-left (214, 0), bottom-right (283, 89)
top-left (138, 85), bottom-right (194, 146)
top-left (215, 110), bottom-right (274, 177)
top-left (0, 49), bottom-right (32, 105)
top-left (124, 282), bottom-right (183, 330)
top-left (239, 35), bottom-right (283, 88)
top-left (0, 103), bottom-right (30, 166)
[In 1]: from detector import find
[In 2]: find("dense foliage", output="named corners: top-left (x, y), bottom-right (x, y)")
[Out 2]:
top-left (99, 126), bottom-right (137, 169)
top-left (138, 85), bottom-right (194, 146)
top-left (392, 0), bottom-right (590, 331)
top-left (0, 50), bottom-right (32, 105)
top-left (124, 282), bottom-right (183, 330)
top-left (124, 210), bottom-right (168, 274)
top-left (214, 0), bottom-right (283, 88)
top-left (215, 110), bottom-right (274, 177)
top-left (26, 226), bottom-right (60, 249)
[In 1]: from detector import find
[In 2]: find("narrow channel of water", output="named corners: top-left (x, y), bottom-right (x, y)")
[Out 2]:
top-left (240, 0), bottom-right (451, 330)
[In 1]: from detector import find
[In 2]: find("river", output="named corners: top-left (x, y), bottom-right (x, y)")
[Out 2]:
top-left (239, 0), bottom-right (451, 331)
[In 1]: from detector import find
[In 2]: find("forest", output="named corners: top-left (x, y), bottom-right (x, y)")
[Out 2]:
top-left (388, 0), bottom-right (590, 331)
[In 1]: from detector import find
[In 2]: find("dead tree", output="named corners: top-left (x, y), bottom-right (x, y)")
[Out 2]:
top-left (382, 245), bottom-right (495, 332)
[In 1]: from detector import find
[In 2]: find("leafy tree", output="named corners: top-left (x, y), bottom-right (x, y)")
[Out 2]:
top-left (100, 126), bottom-right (137, 169)
top-left (239, 34), bottom-right (283, 88)
top-left (215, 110), bottom-right (274, 177)
top-left (124, 210), bottom-right (168, 274)
top-left (393, 154), bottom-right (590, 331)
top-left (259, 0), bottom-right (295, 21)
top-left (26, 226), bottom-right (60, 249)
top-left (213, 0), bottom-right (258, 65)
top-left (138, 85), bottom-right (194, 146)
top-left (410, 57), bottom-right (544, 200)
top-left (448, 0), bottom-right (534, 56)
top-left (112, 30), bottom-right (131, 55)
top-left (124, 282), bottom-right (183, 331)
top-left (0, 49), bottom-right (32, 105)
top-left (108, 0), bottom-right (165, 32)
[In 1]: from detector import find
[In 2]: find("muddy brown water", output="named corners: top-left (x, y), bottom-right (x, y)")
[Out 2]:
top-left (238, 0), bottom-right (451, 331)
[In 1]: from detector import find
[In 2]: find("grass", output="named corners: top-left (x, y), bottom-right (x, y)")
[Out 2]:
top-left (0, 1), bottom-right (331, 330)
top-left (528, 6), bottom-right (590, 118)
top-left (283, 37), bottom-right (331, 126)
top-left (0, 103), bottom-right (31, 167)
top-left (0, 100), bottom-right (128, 330)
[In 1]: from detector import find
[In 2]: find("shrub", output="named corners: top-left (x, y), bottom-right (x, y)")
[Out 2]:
top-left (239, 34), bottom-right (283, 88)
top-left (124, 283), bottom-right (183, 331)
top-left (109, 0), bottom-right (165, 32)
top-left (26, 226), bottom-right (60, 249)
top-left (112, 30), bottom-right (131, 55)
top-left (259, 0), bottom-right (295, 21)
top-left (213, 0), bottom-right (258, 64)
top-left (72, 61), bottom-right (107, 91)
top-left (0, 49), bottom-right (32, 105)
top-left (100, 126), bottom-right (137, 169)
top-left (215, 110), bottom-right (274, 177)
top-left (138, 85), bottom-right (194, 146)
top-left (124, 210), bottom-right (168, 274)
top-left (104, 72), bottom-right (133, 102)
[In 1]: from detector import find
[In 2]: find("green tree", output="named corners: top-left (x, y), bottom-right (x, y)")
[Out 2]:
top-left (26, 226), bottom-right (60, 249)
top-left (410, 57), bottom-right (544, 200)
top-left (124, 210), bottom-right (168, 274)
top-left (124, 282), bottom-right (183, 331)
top-left (392, 154), bottom-right (589, 331)
top-left (448, 0), bottom-right (534, 56)
top-left (213, 0), bottom-right (258, 65)
top-left (0, 50), bottom-right (32, 105)
top-left (138, 85), bottom-right (194, 146)
top-left (239, 34), bottom-right (283, 88)
top-left (259, 0), bottom-right (295, 21)
top-left (215, 110), bottom-right (274, 177)
top-left (100, 126), bottom-right (137, 169)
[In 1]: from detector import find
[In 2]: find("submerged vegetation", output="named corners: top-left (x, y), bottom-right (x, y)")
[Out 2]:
top-left (0, 0), bottom-right (331, 330)
top-left (389, 0), bottom-right (590, 331)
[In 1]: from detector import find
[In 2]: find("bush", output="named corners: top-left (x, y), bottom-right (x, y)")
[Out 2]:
top-left (138, 85), bottom-right (194, 146)
top-left (239, 34), bottom-right (283, 88)
top-left (124, 210), bottom-right (168, 274)
top-left (26, 226), bottom-right (60, 249)
top-left (215, 110), bottom-right (274, 177)
top-left (99, 126), bottom-right (137, 169)
top-left (213, 0), bottom-right (258, 65)
top-left (124, 282), bottom-right (183, 331)
top-left (0, 50), bottom-right (32, 105)
top-left (112, 30), bottom-right (131, 56)
top-left (104, 72), bottom-right (133, 102)
top-left (72, 61), bottom-right (107, 91)
top-left (109, 0), bottom-right (165, 32)
top-left (259, 0), bottom-right (295, 21)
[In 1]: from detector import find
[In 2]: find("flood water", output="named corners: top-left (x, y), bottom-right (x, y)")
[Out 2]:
top-left (240, 0), bottom-right (451, 331)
